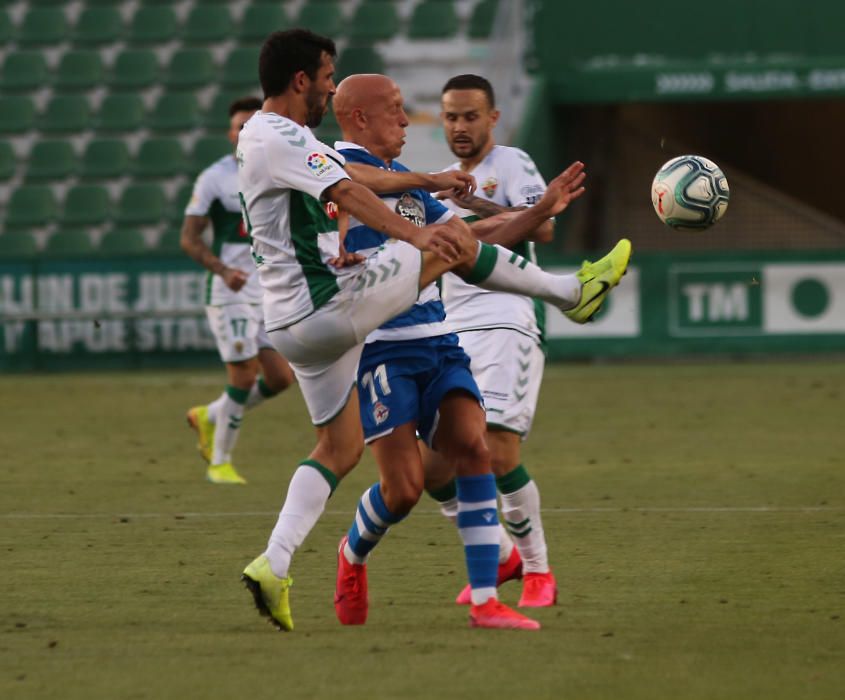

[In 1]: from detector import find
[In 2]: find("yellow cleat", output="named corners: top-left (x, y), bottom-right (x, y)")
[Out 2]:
top-left (242, 555), bottom-right (294, 631)
top-left (206, 462), bottom-right (247, 485)
top-left (564, 238), bottom-right (632, 324)
top-left (186, 405), bottom-right (215, 463)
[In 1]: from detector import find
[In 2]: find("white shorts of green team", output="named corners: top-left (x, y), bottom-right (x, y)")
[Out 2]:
top-left (268, 240), bottom-right (424, 426)
top-left (457, 327), bottom-right (545, 439)
top-left (205, 303), bottom-right (273, 364)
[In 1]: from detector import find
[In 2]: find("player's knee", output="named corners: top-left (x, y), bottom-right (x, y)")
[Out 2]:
top-left (382, 477), bottom-right (423, 515)
top-left (450, 432), bottom-right (490, 472)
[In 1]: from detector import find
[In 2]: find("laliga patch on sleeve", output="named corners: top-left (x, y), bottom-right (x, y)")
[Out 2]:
top-left (305, 152), bottom-right (336, 178)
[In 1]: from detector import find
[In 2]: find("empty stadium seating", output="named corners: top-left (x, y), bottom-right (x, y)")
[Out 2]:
top-left (0, 0), bottom-right (492, 252)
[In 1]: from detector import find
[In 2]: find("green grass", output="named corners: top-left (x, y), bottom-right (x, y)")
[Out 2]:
top-left (1, 361), bottom-right (844, 699)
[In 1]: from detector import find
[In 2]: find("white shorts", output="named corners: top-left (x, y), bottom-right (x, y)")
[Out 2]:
top-left (268, 241), bottom-right (423, 425)
top-left (457, 328), bottom-right (545, 438)
top-left (205, 303), bottom-right (273, 363)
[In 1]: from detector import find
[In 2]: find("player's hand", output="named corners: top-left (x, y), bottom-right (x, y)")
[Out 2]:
top-left (221, 267), bottom-right (249, 291)
top-left (536, 161), bottom-right (587, 217)
top-left (327, 242), bottom-right (365, 269)
top-left (417, 224), bottom-right (462, 263)
top-left (428, 171), bottom-right (476, 197)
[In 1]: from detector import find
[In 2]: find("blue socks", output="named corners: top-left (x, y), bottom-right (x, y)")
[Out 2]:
top-left (457, 474), bottom-right (500, 605)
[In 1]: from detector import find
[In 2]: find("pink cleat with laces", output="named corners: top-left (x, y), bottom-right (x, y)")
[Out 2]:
top-left (518, 571), bottom-right (558, 608)
top-left (469, 598), bottom-right (540, 630)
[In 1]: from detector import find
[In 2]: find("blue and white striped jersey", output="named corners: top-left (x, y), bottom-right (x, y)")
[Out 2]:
top-left (337, 141), bottom-right (454, 342)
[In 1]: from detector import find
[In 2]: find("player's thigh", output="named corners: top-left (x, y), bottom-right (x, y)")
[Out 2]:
top-left (459, 328), bottom-right (545, 439)
top-left (369, 422), bottom-right (425, 513)
top-left (205, 303), bottom-right (262, 363)
top-left (338, 241), bottom-right (424, 341)
top-left (357, 351), bottom-right (422, 447)
top-left (268, 327), bottom-right (364, 427)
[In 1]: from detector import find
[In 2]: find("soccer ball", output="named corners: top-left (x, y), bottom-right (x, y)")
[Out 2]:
top-left (650, 155), bottom-right (730, 230)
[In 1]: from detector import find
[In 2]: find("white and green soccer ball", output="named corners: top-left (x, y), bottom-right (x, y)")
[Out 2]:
top-left (650, 155), bottom-right (730, 230)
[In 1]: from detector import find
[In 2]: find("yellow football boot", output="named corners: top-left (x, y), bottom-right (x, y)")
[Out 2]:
top-left (242, 555), bottom-right (294, 631)
top-left (564, 238), bottom-right (632, 324)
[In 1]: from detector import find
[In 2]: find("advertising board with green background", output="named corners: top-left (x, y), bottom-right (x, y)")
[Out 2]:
top-left (1, 252), bottom-right (844, 371)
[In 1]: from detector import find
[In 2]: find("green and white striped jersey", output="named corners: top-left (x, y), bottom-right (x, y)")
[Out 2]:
top-left (237, 112), bottom-right (350, 331)
top-left (440, 145), bottom-right (550, 343)
top-left (185, 154), bottom-right (262, 306)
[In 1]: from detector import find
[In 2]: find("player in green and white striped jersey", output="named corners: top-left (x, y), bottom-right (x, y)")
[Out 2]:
top-left (239, 30), bottom-right (630, 631)
top-left (181, 97), bottom-right (294, 485)
top-left (424, 75), bottom-right (563, 608)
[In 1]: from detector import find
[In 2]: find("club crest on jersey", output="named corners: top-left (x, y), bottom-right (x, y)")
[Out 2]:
top-left (482, 177), bottom-right (498, 198)
top-left (395, 193), bottom-right (425, 227)
top-left (306, 152), bottom-right (334, 178)
top-left (234, 341), bottom-right (244, 354)
top-left (373, 400), bottom-right (390, 425)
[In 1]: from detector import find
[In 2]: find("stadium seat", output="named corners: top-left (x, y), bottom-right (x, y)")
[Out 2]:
top-left (26, 141), bottom-right (77, 182)
top-left (0, 11), bottom-right (11, 45)
top-left (147, 92), bottom-right (200, 132)
top-left (221, 48), bottom-right (261, 89)
top-left (38, 94), bottom-right (91, 134)
top-left (335, 45), bottom-right (385, 81)
top-left (116, 184), bottom-right (167, 225)
top-left (191, 136), bottom-right (231, 174)
top-left (167, 183), bottom-right (194, 224)
top-left (5, 185), bottom-right (57, 230)
top-left (16, 7), bottom-right (68, 46)
top-left (80, 138), bottom-right (132, 180)
top-left (0, 231), bottom-right (38, 259)
top-left (163, 49), bottom-right (216, 89)
top-left (72, 7), bottom-right (123, 45)
top-left (55, 50), bottom-right (105, 91)
top-left (0, 52), bottom-right (49, 92)
top-left (0, 142), bottom-right (15, 180)
top-left (62, 185), bottom-right (112, 226)
top-left (181, 5), bottom-right (230, 44)
top-left (96, 93), bottom-right (145, 132)
top-left (156, 228), bottom-right (183, 254)
top-left (109, 50), bottom-right (160, 90)
top-left (468, 0), bottom-right (497, 39)
top-left (349, 1), bottom-right (400, 42)
top-left (408, 1), bottom-right (459, 40)
top-left (127, 6), bottom-right (178, 44)
top-left (0, 96), bottom-right (36, 133)
top-left (134, 138), bottom-right (188, 178)
top-left (238, 3), bottom-right (290, 43)
top-left (99, 228), bottom-right (148, 256)
top-left (295, 1), bottom-right (344, 38)
top-left (202, 90), bottom-right (251, 129)
top-left (45, 230), bottom-right (96, 258)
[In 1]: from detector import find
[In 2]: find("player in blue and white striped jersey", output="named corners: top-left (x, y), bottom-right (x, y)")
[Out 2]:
top-left (330, 74), bottom-right (568, 630)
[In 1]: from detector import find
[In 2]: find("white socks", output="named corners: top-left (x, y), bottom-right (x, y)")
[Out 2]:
top-left (265, 463), bottom-right (336, 578)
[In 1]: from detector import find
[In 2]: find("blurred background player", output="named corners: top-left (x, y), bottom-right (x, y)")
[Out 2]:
top-left (182, 96), bottom-right (295, 484)
top-left (423, 74), bottom-right (559, 607)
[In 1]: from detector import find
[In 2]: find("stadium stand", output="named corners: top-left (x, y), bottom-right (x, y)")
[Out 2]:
top-left (0, 0), bottom-right (494, 251)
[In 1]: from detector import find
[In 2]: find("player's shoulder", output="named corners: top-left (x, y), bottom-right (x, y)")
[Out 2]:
top-left (195, 153), bottom-right (235, 187)
top-left (491, 144), bottom-right (535, 166)
top-left (243, 112), bottom-right (312, 150)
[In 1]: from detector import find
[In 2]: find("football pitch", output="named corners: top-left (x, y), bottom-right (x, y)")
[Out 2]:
top-left (1, 361), bottom-right (844, 700)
